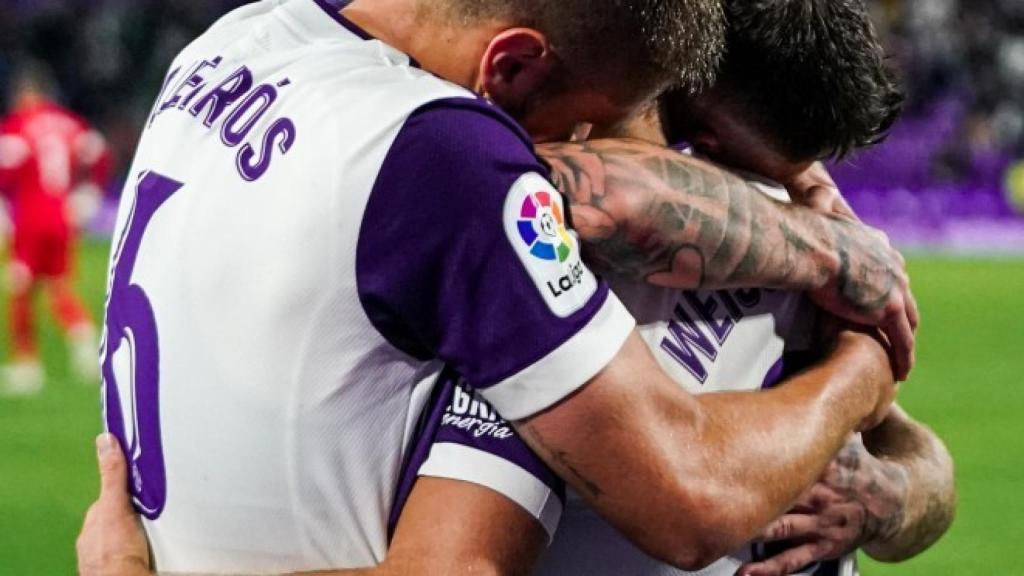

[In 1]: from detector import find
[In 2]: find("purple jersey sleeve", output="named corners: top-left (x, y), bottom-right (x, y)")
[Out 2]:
top-left (390, 369), bottom-right (566, 540)
top-left (357, 97), bottom-right (634, 420)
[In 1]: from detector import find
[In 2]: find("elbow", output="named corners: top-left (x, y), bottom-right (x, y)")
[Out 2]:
top-left (865, 491), bottom-right (957, 564)
top-left (866, 445), bottom-right (958, 563)
top-left (656, 525), bottom-right (745, 572)
top-left (636, 531), bottom-right (723, 572)
top-left (643, 492), bottom-right (756, 571)
top-left (665, 545), bottom-right (728, 573)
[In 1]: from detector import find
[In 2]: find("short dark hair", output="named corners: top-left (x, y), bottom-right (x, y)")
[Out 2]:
top-left (667, 0), bottom-right (904, 161)
top-left (427, 0), bottom-right (725, 94)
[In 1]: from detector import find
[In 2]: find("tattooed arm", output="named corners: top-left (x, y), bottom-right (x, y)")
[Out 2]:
top-left (737, 405), bottom-right (956, 576)
top-left (538, 139), bottom-right (918, 379)
top-left (861, 404), bottom-right (957, 561)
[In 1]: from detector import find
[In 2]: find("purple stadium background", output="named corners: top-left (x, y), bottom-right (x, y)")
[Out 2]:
top-left (829, 95), bottom-right (1024, 254)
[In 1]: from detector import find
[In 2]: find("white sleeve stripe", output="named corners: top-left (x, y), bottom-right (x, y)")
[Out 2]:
top-left (419, 442), bottom-right (563, 541)
top-left (481, 292), bottom-right (636, 421)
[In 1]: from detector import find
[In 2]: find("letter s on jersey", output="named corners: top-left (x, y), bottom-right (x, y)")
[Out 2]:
top-left (504, 172), bottom-right (598, 318)
top-left (236, 117), bottom-right (298, 182)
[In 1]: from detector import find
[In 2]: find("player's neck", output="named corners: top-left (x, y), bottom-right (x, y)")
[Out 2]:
top-left (342, 0), bottom-right (496, 93)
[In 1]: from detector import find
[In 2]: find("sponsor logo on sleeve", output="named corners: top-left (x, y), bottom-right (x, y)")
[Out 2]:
top-left (504, 172), bottom-right (598, 318)
top-left (442, 381), bottom-right (516, 440)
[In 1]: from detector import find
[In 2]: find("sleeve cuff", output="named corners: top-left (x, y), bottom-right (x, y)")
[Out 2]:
top-left (480, 292), bottom-right (635, 421)
top-left (419, 442), bottom-right (563, 541)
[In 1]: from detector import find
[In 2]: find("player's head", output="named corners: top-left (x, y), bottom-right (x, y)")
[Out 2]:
top-left (7, 59), bottom-right (58, 110)
top-left (661, 0), bottom-right (904, 182)
top-left (421, 0), bottom-right (725, 141)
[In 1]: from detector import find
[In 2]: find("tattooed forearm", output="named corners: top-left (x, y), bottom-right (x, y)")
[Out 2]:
top-left (539, 139), bottom-right (900, 316)
top-left (861, 406), bottom-right (957, 562)
top-left (824, 438), bottom-right (909, 548)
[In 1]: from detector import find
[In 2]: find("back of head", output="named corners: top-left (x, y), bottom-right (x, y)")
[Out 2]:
top-left (427, 0), bottom-right (725, 95)
top-left (682, 0), bottom-right (904, 161)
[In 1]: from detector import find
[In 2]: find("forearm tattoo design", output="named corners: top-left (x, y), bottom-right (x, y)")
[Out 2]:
top-left (538, 140), bottom-right (897, 315)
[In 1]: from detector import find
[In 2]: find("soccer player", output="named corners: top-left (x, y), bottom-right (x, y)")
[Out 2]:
top-left (82, 0), bottom-right (914, 574)
top-left (382, 2), bottom-right (951, 575)
top-left (0, 62), bottom-right (110, 396)
top-left (402, 2), bottom-right (954, 575)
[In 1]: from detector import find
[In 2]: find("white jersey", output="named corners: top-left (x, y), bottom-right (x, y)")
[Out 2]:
top-left (413, 183), bottom-right (856, 576)
top-left (100, 1), bottom-right (634, 573)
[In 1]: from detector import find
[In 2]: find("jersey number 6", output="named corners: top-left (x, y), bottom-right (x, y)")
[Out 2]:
top-left (101, 170), bottom-right (182, 520)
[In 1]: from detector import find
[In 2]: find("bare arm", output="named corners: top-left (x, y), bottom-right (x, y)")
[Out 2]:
top-left (861, 404), bottom-right (956, 561)
top-left (369, 477), bottom-right (545, 576)
top-left (514, 327), bottom-right (896, 571)
top-left (538, 139), bottom-right (918, 379)
top-left (300, 478), bottom-right (543, 576)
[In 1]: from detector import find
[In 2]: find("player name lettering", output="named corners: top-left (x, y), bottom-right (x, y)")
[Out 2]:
top-left (546, 260), bottom-right (586, 299)
top-left (150, 55), bottom-right (298, 182)
top-left (661, 288), bottom-right (764, 384)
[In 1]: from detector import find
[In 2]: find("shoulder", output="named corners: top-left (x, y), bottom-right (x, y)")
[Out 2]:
top-left (380, 96), bottom-right (537, 181)
top-left (362, 95), bottom-right (545, 245)
top-left (362, 95), bottom-right (547, 239)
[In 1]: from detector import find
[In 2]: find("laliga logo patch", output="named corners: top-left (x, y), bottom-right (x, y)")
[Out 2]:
top-left (515, 190), bottom-right (574, 262)
top-left (504, 172), bottom-right (598, 318)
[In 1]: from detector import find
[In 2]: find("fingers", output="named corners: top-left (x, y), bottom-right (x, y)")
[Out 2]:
top-left (788, 483), bottom-right (837, 515)
top-left (757, 508), bottom-right (856, 543)
top-left (757, 514), bottom-right (822, 543)
top-left (882, 307), bottom-right (914, 381)
top-left (888, 243), bottom-right (918, 379)
top-left (877, 237), bottom-right (916, 380)
top-left (905, 284), bottom-right (921, 332)
top-left (79, 434), bottom-right (152, 576)
top-left (801, 483), bottom-right (844, 510)
top-left (884, 240), bottom-right (917, 332)
top-left (736, 543), bottom-right (826, 576)
top-left (96, 433), bottom-right (133, 513)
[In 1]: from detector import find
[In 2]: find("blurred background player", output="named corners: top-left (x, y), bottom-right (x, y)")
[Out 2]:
top-left (0, 61), bottom-right (111, 396)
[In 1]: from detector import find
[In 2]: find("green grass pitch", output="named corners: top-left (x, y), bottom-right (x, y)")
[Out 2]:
top-left (0, 240), bottom-right (1021, 574)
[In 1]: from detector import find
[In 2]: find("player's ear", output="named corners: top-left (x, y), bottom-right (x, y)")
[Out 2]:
top-left (479, 28), bottom-right (557, 110)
